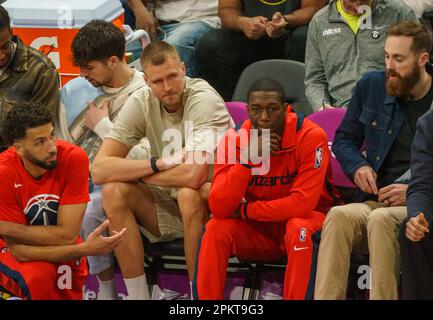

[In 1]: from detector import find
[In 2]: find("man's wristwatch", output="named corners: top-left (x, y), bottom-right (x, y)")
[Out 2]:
top-left (150, 157), bottom-right (160, 173)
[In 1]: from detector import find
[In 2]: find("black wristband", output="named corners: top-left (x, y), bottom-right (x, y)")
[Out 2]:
top-left (150, 157), bottom-right (160, 173)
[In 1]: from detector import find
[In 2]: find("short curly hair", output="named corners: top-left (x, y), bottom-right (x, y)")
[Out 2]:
top-left (1, 102), bottom-right (53, 146)
top-left (247, 77), bottom-right (286, 104)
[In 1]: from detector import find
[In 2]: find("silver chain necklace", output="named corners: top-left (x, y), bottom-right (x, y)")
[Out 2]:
top-left (101, 69), bottom-right (136, 96)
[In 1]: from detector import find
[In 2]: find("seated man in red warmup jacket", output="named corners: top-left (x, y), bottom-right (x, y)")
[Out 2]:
top-left (0, 102), bottom-right (125, 300)
top-left (194, 77), bottom-right (339, 300)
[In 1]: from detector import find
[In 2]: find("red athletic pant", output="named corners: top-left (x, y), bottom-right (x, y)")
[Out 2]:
top-left (195, 211), bottom-right (325, 300)
top-left (0, 242), bottom-right (87, 300)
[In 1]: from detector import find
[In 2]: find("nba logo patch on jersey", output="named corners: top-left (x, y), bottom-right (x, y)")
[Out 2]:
top-left (75, 257), bottom-right (82, 267)
top-left (314, 147), bottom-right (323, 168)
top-left (299, 228), bottom-right (307, 242)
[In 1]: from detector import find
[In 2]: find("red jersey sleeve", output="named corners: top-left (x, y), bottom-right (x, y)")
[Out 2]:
top-left (209, 130), bottom-right (252, 218)
top-left (59, 146), bottom-right (90, 206)
top-left (242, 125), bottom-right (330, 222)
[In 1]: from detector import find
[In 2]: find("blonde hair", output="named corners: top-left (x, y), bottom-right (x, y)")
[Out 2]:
top-left (140, 40), bottom-right (180, 70)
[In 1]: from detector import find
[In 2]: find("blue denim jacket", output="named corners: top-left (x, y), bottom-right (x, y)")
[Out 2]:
top-left (332, 71), bottom-right (406, 198)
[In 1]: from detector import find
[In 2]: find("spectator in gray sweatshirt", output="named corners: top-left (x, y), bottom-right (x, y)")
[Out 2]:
top-left (305, 0), bottom-right (416, 112)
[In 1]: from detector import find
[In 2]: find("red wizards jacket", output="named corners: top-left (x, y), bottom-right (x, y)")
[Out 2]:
top-left (209, 108), bottom-right (339, 222)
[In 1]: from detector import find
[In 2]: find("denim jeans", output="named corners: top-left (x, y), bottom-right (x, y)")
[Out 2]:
top-left (159, 21), bottom-right (213, 78)
top-left (80, 186), bottom-right (115, 275)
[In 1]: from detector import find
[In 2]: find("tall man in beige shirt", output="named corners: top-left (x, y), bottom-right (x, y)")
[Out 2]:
top-left (92, 40), bottom-right (233, 299)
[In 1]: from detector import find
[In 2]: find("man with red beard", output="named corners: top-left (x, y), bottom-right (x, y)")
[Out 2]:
top-left (315, 21), bottom-right (433, 300)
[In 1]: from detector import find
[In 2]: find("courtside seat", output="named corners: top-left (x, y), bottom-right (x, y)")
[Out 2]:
top-left (225, 101), bottom-right (249, 125)
top-left (142, 236), bottom-right (186, 295)
top-left (231, 59), bottom-right (313, 115)
top-left (423, 11), bottom-right (433, 30)
top-left (307, 108), bottom-right (356, 203)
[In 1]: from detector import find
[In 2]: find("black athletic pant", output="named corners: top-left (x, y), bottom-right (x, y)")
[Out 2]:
top-left (399, 217), bottom-right (433, 299)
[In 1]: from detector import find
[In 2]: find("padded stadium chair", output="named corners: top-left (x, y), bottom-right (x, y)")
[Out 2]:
top-left (225, 101), bottom-right (249, 126)
top-left (231, 59), bottom-right (313, 116)
top-left (142, 236), bottom-right (187, 297)
top-left (143, 236), bottom-right (259, 299)
top-left (307, 108), bottom-right (356, 200)
top-left (423, 11), bottom-right (433, 30)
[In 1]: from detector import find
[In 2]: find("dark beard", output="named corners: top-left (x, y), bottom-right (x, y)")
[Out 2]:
top-left (25, 150), bottom-right (57, 170)
top-left (34, 159), bottom-right (57, 170)
top-left (386, 66), bottom-right (420, 99)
